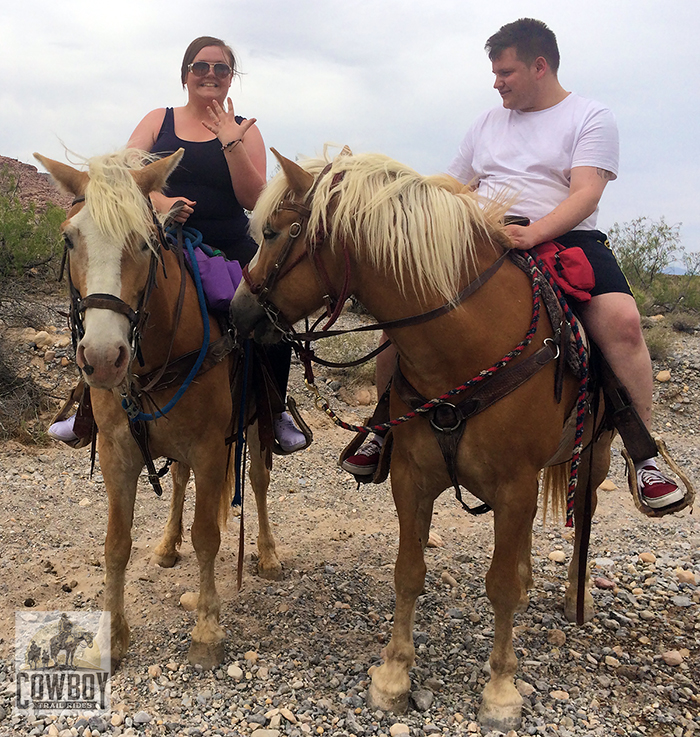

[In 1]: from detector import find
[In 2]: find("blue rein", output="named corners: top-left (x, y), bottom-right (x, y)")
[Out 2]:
top-left (123, 227), bottom-right (211, 422)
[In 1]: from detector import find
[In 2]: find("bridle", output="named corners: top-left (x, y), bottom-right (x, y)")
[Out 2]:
top-left (63, 194), bottom-right (172, 374)
top-left (241, 164), bottom-right (353, 336)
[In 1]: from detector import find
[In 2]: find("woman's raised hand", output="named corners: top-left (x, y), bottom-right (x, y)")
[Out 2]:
top-left (203, 98), bottom-right (257, 146)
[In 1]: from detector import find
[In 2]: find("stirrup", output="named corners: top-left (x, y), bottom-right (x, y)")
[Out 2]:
top-left (271, 396), bottom-right (314, 456)
top-left (339, 422), bottom-right (393, 485)
top-left (622, 437), bottom-right (695, 518)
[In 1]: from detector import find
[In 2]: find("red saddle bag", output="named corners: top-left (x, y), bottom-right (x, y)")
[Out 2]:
top-left (529, 241), bottom-right (595, 303)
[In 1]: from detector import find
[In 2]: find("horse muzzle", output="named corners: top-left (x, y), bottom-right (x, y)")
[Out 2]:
top-left (230, 284), bottom-right (285, 344)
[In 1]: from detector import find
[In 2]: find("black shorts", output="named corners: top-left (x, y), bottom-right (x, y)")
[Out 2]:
top-left (554, 230), bottom-right (632, 297)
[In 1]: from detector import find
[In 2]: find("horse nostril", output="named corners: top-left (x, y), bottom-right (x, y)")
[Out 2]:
top-left (82, 364), bottom-right (95, 376)
top-left (114, 344), bottom-right (129, 369)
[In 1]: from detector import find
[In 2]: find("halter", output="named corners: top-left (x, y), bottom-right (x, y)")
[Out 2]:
top-left (242, 164), bottom-right (353, 334)
top-left (64, 194), bottom-right (169, 372)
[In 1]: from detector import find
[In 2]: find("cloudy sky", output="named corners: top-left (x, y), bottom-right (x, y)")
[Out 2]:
top-left (2, 0), bottom-right (698, 252)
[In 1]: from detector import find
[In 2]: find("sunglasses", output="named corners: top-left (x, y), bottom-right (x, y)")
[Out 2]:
top-left (187, 61), bottom-right (233, 79)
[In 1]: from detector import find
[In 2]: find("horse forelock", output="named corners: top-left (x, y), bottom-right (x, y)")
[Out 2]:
top-left (83, 150), bottom-right (159, 256)
top-left (253, 152), bottom-right (510, 302)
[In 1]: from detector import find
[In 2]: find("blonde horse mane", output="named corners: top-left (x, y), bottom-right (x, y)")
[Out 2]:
top-left (83, 149), bottom-right (162, 252)
top-left (252, 149), bottom-right (511, 302)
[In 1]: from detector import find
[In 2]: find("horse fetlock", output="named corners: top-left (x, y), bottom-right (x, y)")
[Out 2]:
top-left (257, 553), bottom-right (283, 581)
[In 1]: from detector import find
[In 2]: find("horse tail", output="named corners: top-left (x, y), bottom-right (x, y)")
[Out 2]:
top-left (540, 461), bottom-right (570, 525)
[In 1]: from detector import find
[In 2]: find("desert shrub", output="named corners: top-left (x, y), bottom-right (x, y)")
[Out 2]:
top-left (0, 343), bottom-right (51, 443)
top-left (643, 325), bottom-right (673, 362)
top-left (609, 216), bottom-right (681, 290)
top-left (0, 166), bottom-right (65, 282)
top-left (312, 331), bottom-right (378, 386)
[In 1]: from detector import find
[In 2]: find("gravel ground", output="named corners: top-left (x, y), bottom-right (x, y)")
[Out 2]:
top-left (0, 311), bottom-right (698, 737)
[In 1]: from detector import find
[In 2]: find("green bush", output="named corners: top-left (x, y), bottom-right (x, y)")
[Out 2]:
top-left (0, 166), bottom-right (65, 281)
top-left (643, 324), bottom-right (673, 361)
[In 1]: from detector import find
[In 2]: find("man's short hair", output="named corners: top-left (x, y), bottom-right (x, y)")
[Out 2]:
top-left (486, 18), bottom-right (560, 74)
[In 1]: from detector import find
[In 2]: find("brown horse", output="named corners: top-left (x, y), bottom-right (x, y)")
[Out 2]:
top-left (34, 149), bottom-right (282, 669)
top-left (230, 149), bottom-right (614, 731)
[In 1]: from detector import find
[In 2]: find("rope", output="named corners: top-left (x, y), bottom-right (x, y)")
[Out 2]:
top-left (124, 228), bottom-right (210, 422)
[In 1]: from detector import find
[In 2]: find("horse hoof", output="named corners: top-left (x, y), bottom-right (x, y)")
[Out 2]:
top-left (478, 701), bottom-right (522, 732)
top-left (368, 682), bottom-right (409, 715)
top-left (151, 551), bottom-right (181, 568)
top-left (188, 640), bottom-right (225, 670)
top-left (257, 560), bottom-right (283, 581)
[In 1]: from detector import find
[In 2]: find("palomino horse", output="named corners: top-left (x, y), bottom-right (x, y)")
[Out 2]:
top-left (230, 149), bottom-right (613, 731)
top-left (35, 150), bottom-right (282, 669)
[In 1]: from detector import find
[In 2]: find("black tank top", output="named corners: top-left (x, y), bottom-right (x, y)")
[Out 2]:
top-left (150, 107), bottom-right (258, 265)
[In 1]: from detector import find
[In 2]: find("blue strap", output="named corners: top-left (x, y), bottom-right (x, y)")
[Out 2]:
top-left (124, 228), bottom-right (211, 422)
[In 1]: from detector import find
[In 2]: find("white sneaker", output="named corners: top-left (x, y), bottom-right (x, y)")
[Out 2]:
top-left (48, 415), bottom-right (78, 443)
top-left (273, 411), bottom-right (306, 453)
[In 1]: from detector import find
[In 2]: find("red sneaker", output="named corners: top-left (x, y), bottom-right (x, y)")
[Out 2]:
top-left (637, 466), bottom-right (684, 509)
top-left (341, 436), bottom-right (383, 475)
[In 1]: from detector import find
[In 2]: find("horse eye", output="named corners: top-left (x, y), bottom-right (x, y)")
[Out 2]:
top-left (63, 234), bottom-right (74, 250)
top-left (262, 226), bottom-right (278, 241)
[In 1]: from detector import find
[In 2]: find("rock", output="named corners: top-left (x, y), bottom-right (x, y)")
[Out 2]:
top-left (550, 690), bottom-right (569, 700)
top-left (147, 664), bottom-right (162, 678)
top-left (412, 689), bottom-right (434, 711)
top-left (548, 550), bottom-right (566, 563)
top-left (250, 730), bottom-right (280, 737)
top-left (639, 552), bottom-right (657, 563)
top-left (390, 724), bottom-right (410, 736)
top-left (179, 592), bottom-right (198, 610)
top-left (440, 571), bottom-right (458, 587)
top-left (356, 388), bottom-right (372, 406)
top-left (547, 629), bottom-right (566, 647)
top-left (661, 650), bottom-right (684, 666)
top-left (427, 531), bottom-right (444, 548)
top-left (133, 711), bottom-right (152, 724)
top-left (516, 679), bottom-right (536, 696)
top-left (656, 370), bottom-right (672, 382)
top-left (594, 576), bottom-right (616, 589)
top-left (33, 331), bottom-right (53, 348)
top-left (675, 568), bottom-right (697, 585)
top-left (110, 714), bottom-right (124, 726)
top-left (244, 650), bottom-right (259, 663)
top-left (227, 664), bottom-right (243, 680)
top-left (279, 708), bottom-right (296, 723)
top-left (44, 350), bottom-right (56, 361)
top-left (598, 478), bottom-right (617, 490)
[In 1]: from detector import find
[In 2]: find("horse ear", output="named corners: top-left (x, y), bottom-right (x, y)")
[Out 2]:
top-left (33, 154), bottom-right (89, 199)
top-left (271, 148), bottom-right (314, 198)
top-left (132, 149), bottom-right (185, 195)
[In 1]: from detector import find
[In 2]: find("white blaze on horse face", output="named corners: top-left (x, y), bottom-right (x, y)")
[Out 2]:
top-left (72, 208), bottom-right (133, 389)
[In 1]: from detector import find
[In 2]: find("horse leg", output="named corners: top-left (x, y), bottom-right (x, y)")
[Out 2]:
top-left (479, 479), bottom-right (539, 732)
top-left (152, 462), bottom-right (190, 568)
top-left (564, 430), bottom-right (613, 622)
top-left (101, 444), bottom-right (141, 668)
top-left (515, 513), bottom-right (535, 613)
top-left (369, 463), bottom-right (434, 714)
top-left (247, 422), bottom-right (281, 580)
top-left (187, 455), bottom-right (227, 669)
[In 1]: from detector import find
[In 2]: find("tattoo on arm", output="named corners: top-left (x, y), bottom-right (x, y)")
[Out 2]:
top-left (596, 168), bottom-right (614, 181)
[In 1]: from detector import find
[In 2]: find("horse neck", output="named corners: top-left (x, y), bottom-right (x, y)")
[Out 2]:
top-left (354, 247), bottom-right (540, 391)
top-left (136, 246), bottom-right (214, 372)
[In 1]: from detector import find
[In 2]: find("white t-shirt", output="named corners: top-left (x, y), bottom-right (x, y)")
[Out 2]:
top-left (446, 93), bottom-right (619, 231)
